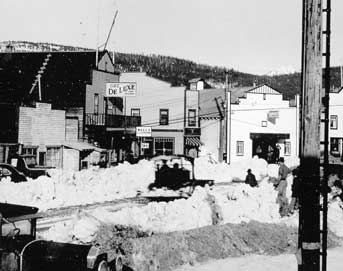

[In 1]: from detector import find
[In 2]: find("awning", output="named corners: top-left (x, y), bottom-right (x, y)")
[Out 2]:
top-left (63, 141), bottom-right (106, 152)
top-left (185, 137), bottom-right (202, 147)
top-left (249, 133), bottom-right (290, 140)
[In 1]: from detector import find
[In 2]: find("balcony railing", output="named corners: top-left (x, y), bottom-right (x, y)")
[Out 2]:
top-left (85, 114), bottom-right (141, 128)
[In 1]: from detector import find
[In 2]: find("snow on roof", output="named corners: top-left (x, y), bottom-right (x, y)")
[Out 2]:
top-left (63, 141), bottom-right (106, 152)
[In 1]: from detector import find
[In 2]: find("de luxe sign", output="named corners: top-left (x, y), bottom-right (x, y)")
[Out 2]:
top-left (106, 82), bottom-right (137, 97)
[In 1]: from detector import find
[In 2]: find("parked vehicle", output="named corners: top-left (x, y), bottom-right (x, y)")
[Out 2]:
top-left (148, 155), bottom-right (214, 193)
top-left (12, 155), bottom-right (51, 179)
top-left (0, 163), bottom-right (28, 183)
top-left (0, 202), bottom-right (123, 271)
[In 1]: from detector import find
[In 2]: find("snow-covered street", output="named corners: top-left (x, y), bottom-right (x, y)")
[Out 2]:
top-left (176, 246), bottom-right (343, 271)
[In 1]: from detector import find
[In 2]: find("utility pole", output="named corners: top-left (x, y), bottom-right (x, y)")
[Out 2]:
top-left (299, 0), bottom-right (322, 270)
top-left (215, 97), bottom-right (224, 162)
top-left (223, 72), bottom-right (229, 163)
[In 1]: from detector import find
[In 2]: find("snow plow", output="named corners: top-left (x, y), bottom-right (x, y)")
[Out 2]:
top-left (0, 203), bottom-right (123, 271)
top-left (148, 155), bottom-right (214, 193)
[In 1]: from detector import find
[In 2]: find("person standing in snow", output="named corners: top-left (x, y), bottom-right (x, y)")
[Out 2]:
top-left (245, 169), bottom-right (258, 187)
top-left (288, 167), bottom-right (300, 215)
top-left (276, 157), bottom-right (291, 217)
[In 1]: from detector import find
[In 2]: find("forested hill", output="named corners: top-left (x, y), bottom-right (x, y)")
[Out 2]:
top-left (1, 41), bottom-right (342, 99)
top-left (113, 52), bottom-right (258, 88)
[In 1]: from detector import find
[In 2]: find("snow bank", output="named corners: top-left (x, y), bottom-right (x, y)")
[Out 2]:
top-left (0, 160), bottom-right (155, 210)
top-left (0, 155), bottom-right (299, 210)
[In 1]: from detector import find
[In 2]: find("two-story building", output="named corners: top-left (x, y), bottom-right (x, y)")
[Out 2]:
top-left (119, 72), bottom-right (185, 157)
top-left (199, 82), bottom-right (300, 163)
top-left (227, 84), bottom-right (300, 163)
top-left (0, 51), bottom-right (135, 166)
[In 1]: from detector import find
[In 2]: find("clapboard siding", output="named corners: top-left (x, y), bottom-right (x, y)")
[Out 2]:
top-left (18, 103), bottom-right (66, 146)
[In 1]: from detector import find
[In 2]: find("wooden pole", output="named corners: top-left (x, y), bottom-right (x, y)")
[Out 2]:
top-left (299, 0), bottom-right (322, 270)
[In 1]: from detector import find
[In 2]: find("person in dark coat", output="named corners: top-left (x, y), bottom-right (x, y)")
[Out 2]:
top-left (245, 169), bottom-right (258, 187)
top-left (288, 167), bottom-right (300, 215)
top-left (276, 157), bottom-right (291, 217)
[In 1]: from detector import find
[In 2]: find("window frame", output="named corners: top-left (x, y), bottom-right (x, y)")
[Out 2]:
top-left (236, 141), bottom-right (244, 156)
top-left (330, 115), bottom-right (338, 130)
top-left (159, 109), bottom-right (169, 126)
top-left (284, 142), bottom-right (291, 156)
top-left (94, 93), bottom-right (99, 114)
top-left (131, 108), bottom-right (141, 117)
top-left (188, 109), bottom-right (197, 127)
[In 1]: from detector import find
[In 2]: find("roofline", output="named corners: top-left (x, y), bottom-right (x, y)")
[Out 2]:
top-left (120, 72), bottom-right (186, 89)
top-left (247, 83), bottom-right (282, 94)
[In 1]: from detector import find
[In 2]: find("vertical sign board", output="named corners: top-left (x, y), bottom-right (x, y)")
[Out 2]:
top-left (105, 82), bottom-right (137, 97)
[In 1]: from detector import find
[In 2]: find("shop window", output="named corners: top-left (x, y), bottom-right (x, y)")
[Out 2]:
top-left (236, 141), bottom-right (244, 156)
top-left (131, 108), bottom-right (140, 116)
top-left (285, 142), bottom-right (291, 156)
top-left (330, 115), bottom-right (338, 129)
top-left (154, 137), bottom-right (174, 155)
top-left (188, 109), bottom-right (196, 127)
top-left (159, 109), bottom-right (169, 125)
top-left (94, 93), bottom-right (99, 114)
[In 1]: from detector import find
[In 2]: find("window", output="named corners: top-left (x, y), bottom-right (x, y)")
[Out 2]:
top-left (188, 109), bottom-right (196, 127)
top-left (261, 121), bottom-right (267, 127)
top-left (263, 93), bottom-right (266, 100)
top-left (330, 115), bottom-right (338, 129)
top-left (330, 138), bottom-right (340, 155)
top-left (22, 147), bottom-right (37, 156)
top-left (94, 94), bottom-right (99, 114)
top-left (154, 137), bottom-right (174, 155)
top-left (108, 102), bottom-right (113, 114)
top-left (159, 109), bottom-right (169, 125)
top-left (236, 141), bottom-right (244, 156)
top-left (131, 108), bottom-right (140, 116)
top-left (285, 142), bottom-right (291, 156)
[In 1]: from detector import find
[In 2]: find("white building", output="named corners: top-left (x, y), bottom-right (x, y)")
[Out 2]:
top-left (227, 84), bottom-right (300, 163)
top-left (328, 87), bottom-right (343, 162)
top-left (199, 83), bottom-right (300, 163)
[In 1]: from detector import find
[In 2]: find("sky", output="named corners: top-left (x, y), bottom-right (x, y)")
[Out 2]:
top-left (1, 0), bottom-right (343, 75)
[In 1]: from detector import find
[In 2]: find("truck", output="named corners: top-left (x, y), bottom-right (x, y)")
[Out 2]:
top-left (0, 203), bottom-right (123, 271)
top-left (148, 155), bottom-right (214, 194)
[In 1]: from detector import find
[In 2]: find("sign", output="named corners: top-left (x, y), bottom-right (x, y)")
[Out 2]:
top-left (267, 110), bottom-right (279, 124)
top-left (141, 142), bottom-right (149, 149)
top-left (106, 82), bottom-right (137, 97)
top-left (136, 126), bottom-right (152, 137)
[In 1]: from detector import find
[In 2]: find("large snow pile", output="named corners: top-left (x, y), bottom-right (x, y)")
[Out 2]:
top-left (0, 160), bottom-right (155, 210)
top-left (0, 155), bottom-right (298, 211)
top-left (41, 173), bottom-right (343, 244)
top-left (194, 155), bottom-right (298, 183)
